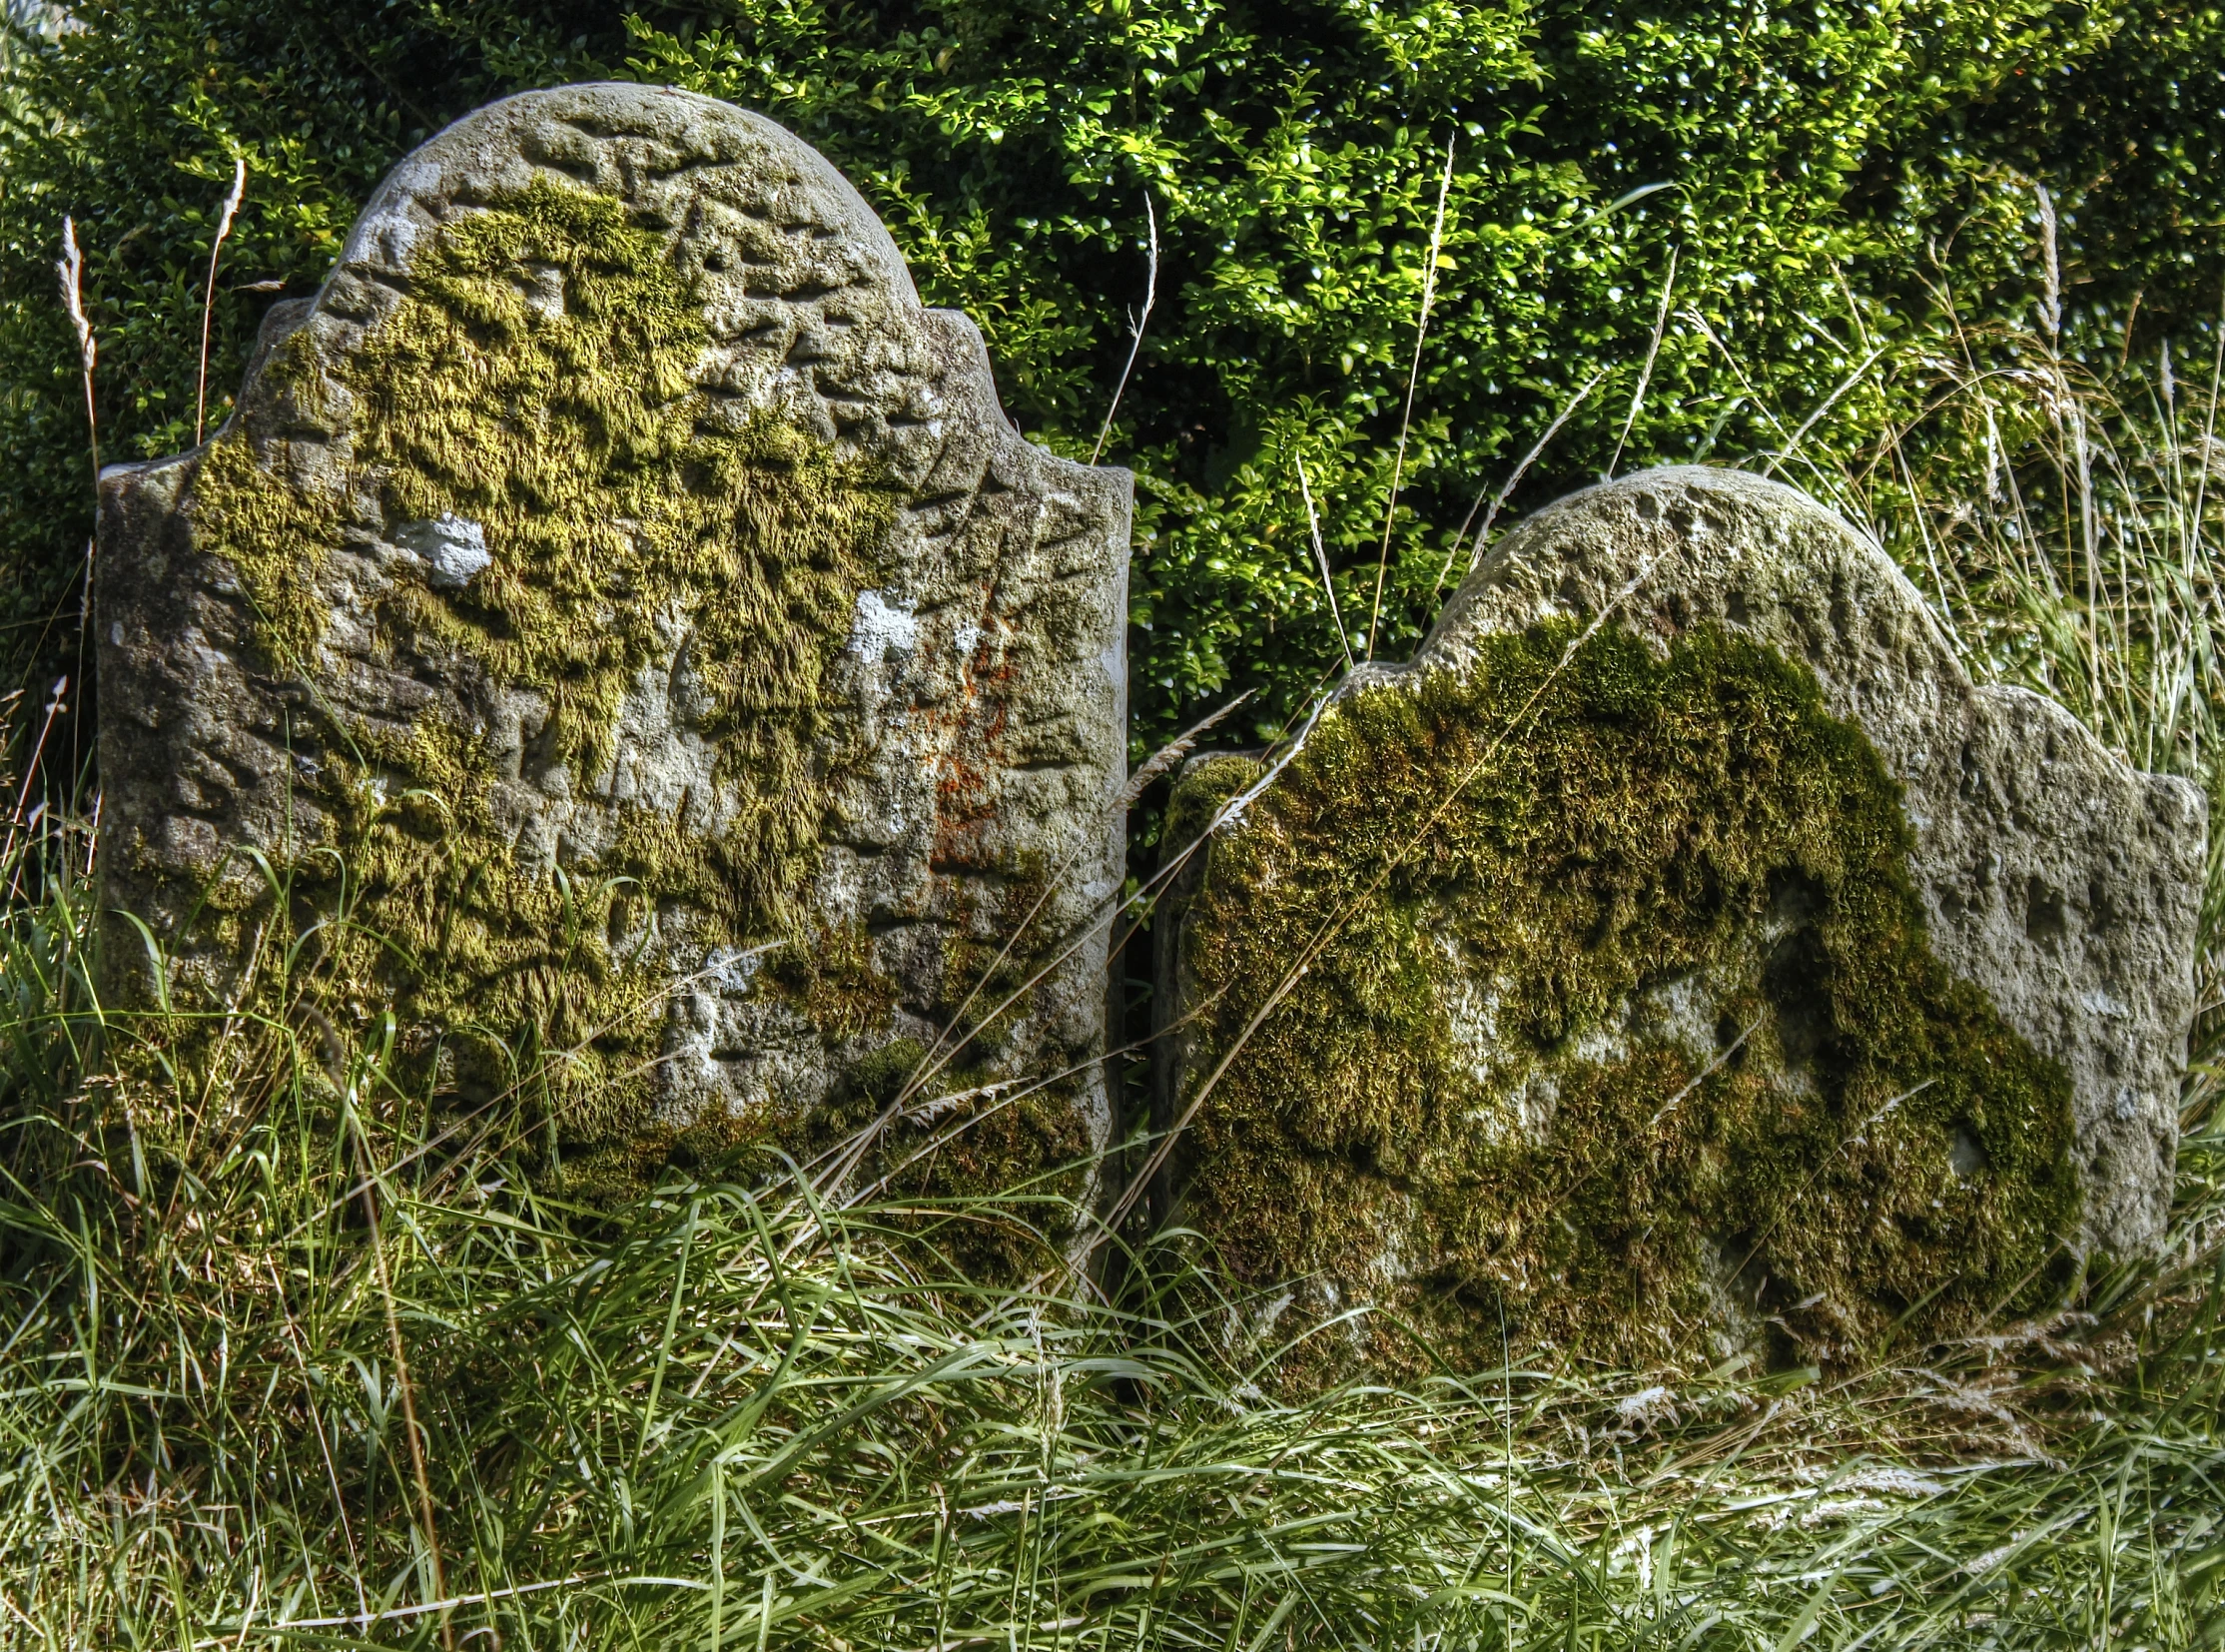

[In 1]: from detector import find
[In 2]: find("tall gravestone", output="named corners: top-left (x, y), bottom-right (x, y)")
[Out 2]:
top-left (97, 85), bottom-right (1129, 1199)
top-left (1157, 467), bottom-right (2204, 1375)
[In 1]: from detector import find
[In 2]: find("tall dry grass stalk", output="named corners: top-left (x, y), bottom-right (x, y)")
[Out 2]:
top-left (1296, 455), bottom-right (1354, 670)
top-left (1089, 193), bottom-right (1156, 466)
top-left (1609, 243), bottom-right (1678, 479)
top-left (194, 156), bottom-right (247, 444)
top-left (54, 215), bottom-right (94, 479)
top-left (1433, 366), bottom-right (1607, 602)
top-left (1811, 270), bottom-right (2225, 975)
top-left (1366, 136), bottom-right (1457, 660)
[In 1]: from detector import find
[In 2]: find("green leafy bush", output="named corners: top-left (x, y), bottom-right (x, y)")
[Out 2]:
top-left (4, 0), bottom-right (2223, 759)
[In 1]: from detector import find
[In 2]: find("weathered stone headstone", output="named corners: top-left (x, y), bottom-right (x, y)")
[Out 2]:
top-left (1158, 466), bottom-right (2203, 1373)
top-left (97, 85), bottom-right (1129, 1201)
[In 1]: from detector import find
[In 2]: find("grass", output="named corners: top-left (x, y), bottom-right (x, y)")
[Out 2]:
top-left (0, 258), bottom-right (2222, 1646)
top-left (0, 879), bottom-right (2218, 1647)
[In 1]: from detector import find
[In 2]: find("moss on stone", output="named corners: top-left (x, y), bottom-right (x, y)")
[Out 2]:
top-left (1162, 754), bottom-right (1259, 852)
top-left (180, 179), bottom-right (900, 1160)
top-left (1169, 621), bottom-right (2081, 1378)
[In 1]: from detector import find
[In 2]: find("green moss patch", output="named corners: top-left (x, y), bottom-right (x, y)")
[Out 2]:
top-left (179, 179), bottom-right (903, 1159)
top-left (1169, 621), bottom-right (2080, 1377)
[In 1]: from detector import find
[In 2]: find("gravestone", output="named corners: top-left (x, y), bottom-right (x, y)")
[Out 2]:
top-left (97, 85), bottom-right (1129, 1201)
top-left (1157, 467), bottom-right (2203, 1374)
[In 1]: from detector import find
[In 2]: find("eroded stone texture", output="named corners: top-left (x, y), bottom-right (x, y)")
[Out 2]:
top-left (1158, 466), bottom-right (2202, 1373)
top-left (1431, 467), bottom-right (2206, 1254)
top-left (98, 85), bottom-right (1129, 1195)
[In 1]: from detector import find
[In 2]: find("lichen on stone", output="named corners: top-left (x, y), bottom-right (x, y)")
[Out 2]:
top-left (181, 178), bottom-right (901, 1155)
top-left (1167, 620), bottom-right (2081, 1378)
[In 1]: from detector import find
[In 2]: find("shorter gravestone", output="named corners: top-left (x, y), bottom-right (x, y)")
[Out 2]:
top-left (1156, 466), bottom-right (2204, 1374)
top-left (97, 85), bottom-right (1129, 1218)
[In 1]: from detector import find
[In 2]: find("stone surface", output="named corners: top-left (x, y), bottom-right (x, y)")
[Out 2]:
top-left (1429, 467), bottom-right (2206, 1255)
top-left (1157, 466), bottom-right (2203, 1373)
top-left (97, 84), bottom-right (1129, 1196)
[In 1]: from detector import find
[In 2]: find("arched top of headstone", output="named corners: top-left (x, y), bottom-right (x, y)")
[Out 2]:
top-left (318, 85), bottom-right (931, 459)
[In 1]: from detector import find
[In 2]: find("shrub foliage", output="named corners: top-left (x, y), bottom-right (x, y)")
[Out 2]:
top-left (3, 0), bottom-right (2223, 752)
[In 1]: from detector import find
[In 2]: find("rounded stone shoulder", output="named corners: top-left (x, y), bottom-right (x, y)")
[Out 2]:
top-left (1423, 465), bottom-right (1965, 712)
top-left (340, 82), bottom-right (916, 302)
